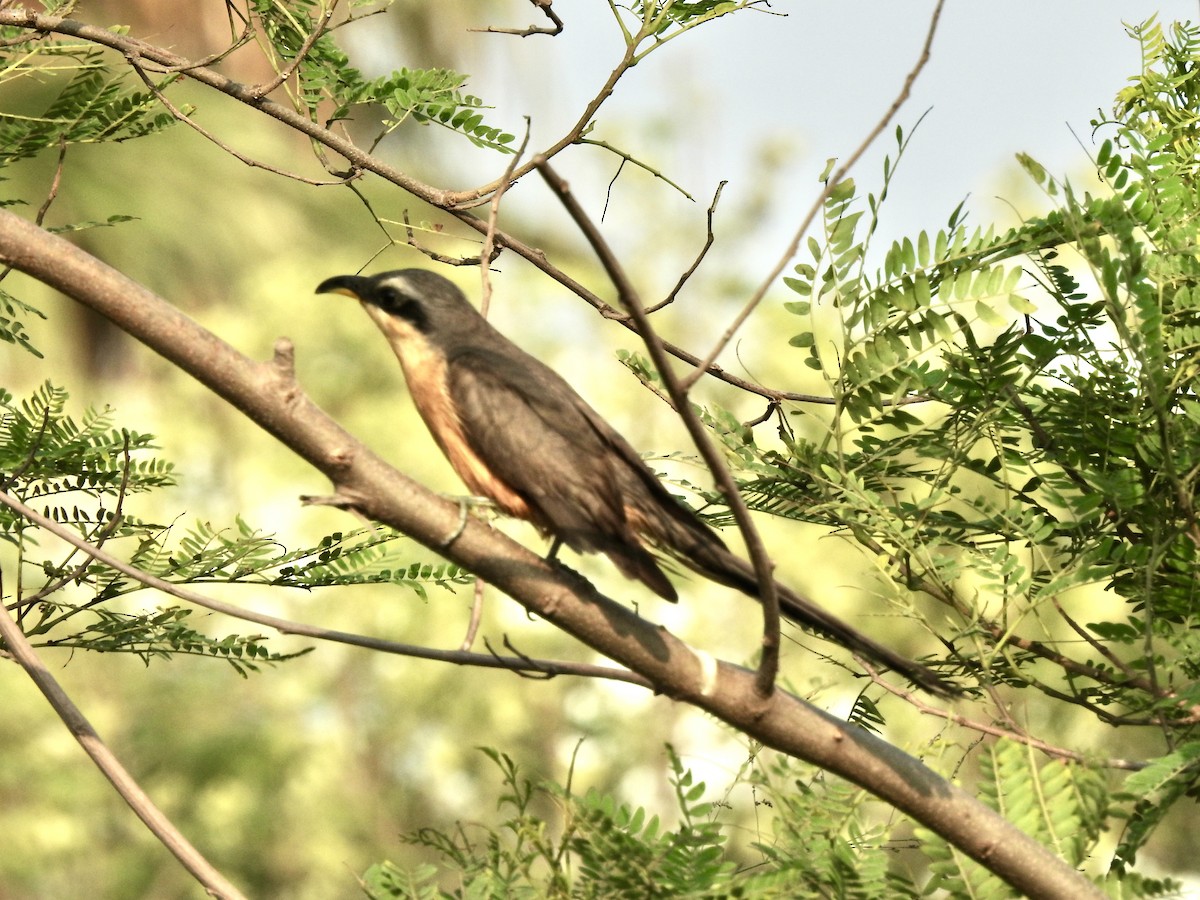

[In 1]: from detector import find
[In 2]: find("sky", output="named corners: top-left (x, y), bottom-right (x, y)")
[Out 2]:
top-left (440, 1), bottom-right (1200, 274)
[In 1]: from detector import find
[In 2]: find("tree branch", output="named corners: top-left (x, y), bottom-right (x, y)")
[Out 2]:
top-left (680, 0), bottom-right (947, 391)
top-left (648, 179), bottom-right (725, 313)
top-left (0, 208), bottom-right (1104, 900)
top-left (0, 578), bottom-right (249, 900)
top-left (0, 8), bottom-right (915, 412)
top-left (468, 0), bottom-right (564, 37)
top-left (535, 158), bottom-right (782, 697)
top-left (0, 486), bottom-right (650, 687)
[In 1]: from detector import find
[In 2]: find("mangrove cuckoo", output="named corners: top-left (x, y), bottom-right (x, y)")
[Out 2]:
top-left (317, 269), bottom-right (951, 695)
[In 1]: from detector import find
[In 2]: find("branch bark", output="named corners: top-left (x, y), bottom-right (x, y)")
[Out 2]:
top-left (0, 209), bottom-right (1103, 900)
top-left (536, 159), bottom-right (782, 697)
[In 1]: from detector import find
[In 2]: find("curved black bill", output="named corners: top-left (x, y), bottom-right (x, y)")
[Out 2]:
top-left (315, 274), bottom-right (371, 299)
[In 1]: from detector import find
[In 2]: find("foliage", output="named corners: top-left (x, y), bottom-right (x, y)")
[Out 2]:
top-left (0, 20), bottom-right (173, 353)
top-left (251, 0), bottom-right (517, 151)
top-left (0, 43), bottom-right (181, 168)
top-left (702, 14), bottom-right (1200, 883)
top-left (0, 381), bottom-right (175, 525)
top-left (0, 382), bottom-right (465, 673)
top-left (918, 740), bottom-right (1178, 899)
top-left (612, 0), bottom-right (771, 58)
top-left (136, 517), bottom-right (468, 596)
top-left (0, 286), bottom-right (46, 359)
top-left (1113, 740), bottom-right (1200, 876)
top-left (746, 748), bottom-right (922, 899)
top-left (767, 15), bottom-right (1200, 725)
top-left (363, 740), bottom-right (1164, 899)
top-left (2, 1), bottom-right (1200, 896)
top-left (361, 744), bottom-right (913, 899)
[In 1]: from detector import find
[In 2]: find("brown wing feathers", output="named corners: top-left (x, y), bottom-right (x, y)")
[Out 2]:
top-left (446, 348), bottom-right (679, 601)
top-left (320, 269), bottom-right (952, 694)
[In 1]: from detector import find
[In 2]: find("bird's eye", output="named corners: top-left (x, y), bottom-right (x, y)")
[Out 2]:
top-left (374, 282), bottom-right (429, 332)
top-left (396, 298), bottom-right (429, 332)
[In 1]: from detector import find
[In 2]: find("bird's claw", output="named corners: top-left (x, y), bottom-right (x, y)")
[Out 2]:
top-left (437, 493), bottom-right (494, 548)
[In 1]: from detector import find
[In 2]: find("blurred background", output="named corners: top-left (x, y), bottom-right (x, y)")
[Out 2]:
top-left (2, 1), bottom-right (1197, 896)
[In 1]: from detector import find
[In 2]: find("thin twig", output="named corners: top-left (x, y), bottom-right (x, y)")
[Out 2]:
top-left (648, 180), bottom-right (725, 312)
top-left (400, 209), bottom-right (480, 266)
top-left (535, 158), bottom-right (782, 698)
top-left (0, 487), bottom-right (653, 687)
top-left (479, 119), bottom-right (533, 312)
top-left (741, 399), bottom-right (778, 428)
top-left (126, 56), bottom-right (356, 187)
top-left (460, 578), bottom-right (486, 651)
top-left (678, 0), bottom-right (947, 391)
top-left (34, 135), bottom-right (67, 227)
top-left (869, 671), bottom-right (1147, 771)
top-left (578, 136), bottom-right (696, 205)
top-left (601, 157), bottom-right (625, 221)
top-left (136, 33), bottom-right (257, 75)
top-left (447, 205), bottom-right (927, 404)
top-left (1052, 596), bottom-right (1143, 683)
top-left (342, 184), bottom-right (473, 267)
top-left (484, 634), bottom-right (555, 679)
top-left (469, 0), bottom-right (564, 37)
top-left (247, 2), bottom-right (337, 99)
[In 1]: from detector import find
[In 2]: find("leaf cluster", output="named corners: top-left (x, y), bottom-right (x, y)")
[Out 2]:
top-left (361, 745), bottom-right (827, 899)
top-left (362, 738), bottom-right (1156, 899)
top-left (736, 20), bottom-right (1200, 710)
top-left (137, 517), bottom-right (468, 597)
top-left (0, 383), bottom-right (463, 673)
top-left (669, 16), bottom-right (1200, 872)
top-left (0, 286), bottom-right (44, 359)
top-left (1113, 740), bottom-right (1200, 876)
top-left (251, 0), bottom-right (516, 152)
top-left (0, 42), bottom-right (180, 169)
top-left (0, 22), bottom-right (179, 351)
top-left (919, 740), bottom-right (1176, 899)
top-left (612, 0), bottom-right (769, 58)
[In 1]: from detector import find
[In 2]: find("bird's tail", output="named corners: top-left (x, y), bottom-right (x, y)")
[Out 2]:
top-left (716, 549), bottom-right (954, 697)
top-left (653, 515), bottom-right (955, 696)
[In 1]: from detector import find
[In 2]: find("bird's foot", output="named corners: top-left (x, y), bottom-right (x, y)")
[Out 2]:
top-left (437, 493), bottom-right (496, 548)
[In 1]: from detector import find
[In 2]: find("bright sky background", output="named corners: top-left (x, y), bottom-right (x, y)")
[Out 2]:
top-left (433, 1), bottom-right (1200, 275)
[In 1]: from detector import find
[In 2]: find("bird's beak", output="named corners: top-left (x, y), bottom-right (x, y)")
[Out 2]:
top-left (315, 274), bottom-right (371, 301)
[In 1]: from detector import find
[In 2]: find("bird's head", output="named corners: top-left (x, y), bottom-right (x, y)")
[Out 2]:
top-left (316, 269), bottom-right (485, 347)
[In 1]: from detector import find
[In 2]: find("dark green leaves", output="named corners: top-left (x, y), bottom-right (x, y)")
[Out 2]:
top-left (0, 47), bottom-right (180, 169)
top-left (256, 2), bottom-right (517, 152)
top-left (373, 68), bottom-right (516, 151)
top-left (0, 287), bottom-right (46, 358)
top-left (0, 384), bottom-right (466, 673)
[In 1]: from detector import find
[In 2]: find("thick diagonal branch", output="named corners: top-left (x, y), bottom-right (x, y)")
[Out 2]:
top-left (0, 209), bottom-right (1103, 900)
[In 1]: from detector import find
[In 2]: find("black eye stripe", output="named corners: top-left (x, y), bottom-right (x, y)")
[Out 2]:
top-left (395, 297), bottom-right (428, 331)
top-left (374, 283), bottom-right (429, 333)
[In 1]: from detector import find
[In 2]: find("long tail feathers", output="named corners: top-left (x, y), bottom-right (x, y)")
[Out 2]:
top-left (680, 538), bottom-right (956, 697)
top-left (772, 580), bottom-right (956, 697)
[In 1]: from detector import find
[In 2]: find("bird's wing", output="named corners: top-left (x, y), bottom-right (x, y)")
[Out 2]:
top-left (446, 347), bottom-right (677, 599)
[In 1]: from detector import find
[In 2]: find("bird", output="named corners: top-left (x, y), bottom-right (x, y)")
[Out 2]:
top-left (317, 268), bottom-right (953, 695)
